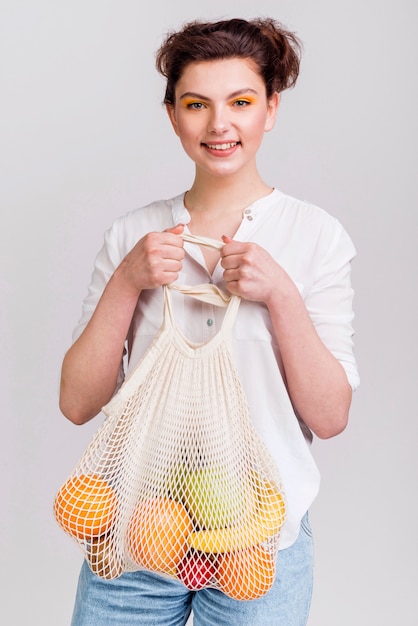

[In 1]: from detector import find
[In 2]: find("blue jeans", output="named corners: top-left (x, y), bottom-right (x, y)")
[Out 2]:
top-left (70, 514), bottom-right (314, 626)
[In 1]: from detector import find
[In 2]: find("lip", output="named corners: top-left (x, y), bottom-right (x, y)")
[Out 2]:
top-left (201, 141), bottom-right (240, 157)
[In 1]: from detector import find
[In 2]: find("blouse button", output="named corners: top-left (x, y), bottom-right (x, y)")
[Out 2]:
top-left (243, 208), bottom-right (253, 221)
top-left (206, 318), bottom-right (214, 327)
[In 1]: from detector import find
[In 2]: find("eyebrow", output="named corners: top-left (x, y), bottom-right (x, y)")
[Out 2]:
top-left (178, 88), bottom-right (259, 101)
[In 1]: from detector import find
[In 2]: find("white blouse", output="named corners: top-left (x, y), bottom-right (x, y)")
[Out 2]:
top-left (73, 188), bottom-right (359, 549)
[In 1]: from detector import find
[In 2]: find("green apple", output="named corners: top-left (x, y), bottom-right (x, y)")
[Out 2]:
top-left (181, 466), bottom-right (246, 530)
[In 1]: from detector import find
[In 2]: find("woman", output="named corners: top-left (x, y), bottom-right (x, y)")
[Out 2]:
top-left (60, 17), bottom-right (359, 626)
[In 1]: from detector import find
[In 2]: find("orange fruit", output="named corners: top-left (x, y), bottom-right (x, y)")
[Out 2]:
top-left (217, 545), bottom-right (276, 600)
top-left (127, 497), bottom-right (193, 574)
top-left (54, 474), bottom-right (118, 540)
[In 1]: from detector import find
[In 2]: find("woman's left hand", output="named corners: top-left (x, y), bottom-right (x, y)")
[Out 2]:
top-left (220, 235), bottom-right (292, 304)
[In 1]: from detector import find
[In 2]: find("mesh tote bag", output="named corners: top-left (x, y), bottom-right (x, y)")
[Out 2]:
top-left (54, 234), bottom-right (286, 601)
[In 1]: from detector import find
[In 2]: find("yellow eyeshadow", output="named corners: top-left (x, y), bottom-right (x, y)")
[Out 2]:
top-left (231, 95), bottom-right (257, 104)
top-left (181, 98), bottom-right (202, 107)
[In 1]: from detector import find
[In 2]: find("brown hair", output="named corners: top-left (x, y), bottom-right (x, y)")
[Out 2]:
top-left (155, 17), bottom-right (302, 105)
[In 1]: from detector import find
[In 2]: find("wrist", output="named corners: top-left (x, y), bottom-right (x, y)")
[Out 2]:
top-left (111, 261), bottom-right (143, 302)
top-left (265, 270), bottom-right (301, 314)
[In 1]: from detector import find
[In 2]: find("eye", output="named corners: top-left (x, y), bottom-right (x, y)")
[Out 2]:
top-left (185, 101), bottom-right (206, 110)
top-left (232, 99), bottom-right (252, 107)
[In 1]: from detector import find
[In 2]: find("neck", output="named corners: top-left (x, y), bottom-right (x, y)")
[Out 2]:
top-left (186, 169), bottom-right (272, 215)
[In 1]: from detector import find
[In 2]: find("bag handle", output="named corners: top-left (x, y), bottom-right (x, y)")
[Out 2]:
top-left (163, 284), bottom-right (241, 335)
top-left (180, 232), bottom-right (224, 251)
top-left (167, 232), bottom-right (230, 307)
top-left (167, 282), bottom-right (231, 307)
top-left (164, 232), bottom-right (241, 331)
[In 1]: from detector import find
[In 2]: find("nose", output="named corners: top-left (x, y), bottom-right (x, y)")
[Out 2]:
top-left (207, 105), bottom-right (230, 134)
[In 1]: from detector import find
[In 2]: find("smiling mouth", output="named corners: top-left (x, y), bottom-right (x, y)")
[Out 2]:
top-left (203, 142), bottom-right (240, 151)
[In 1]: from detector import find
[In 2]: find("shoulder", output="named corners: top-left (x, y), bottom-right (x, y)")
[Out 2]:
top-left (271, 189), bottom-right (356, 258)
top-left (104, 194), bottom-right (185, 254)
top-left (256, 189), bottom-right (356, 256)
top-left (273, 189), bottom-right (343, 230)
top-left (111, 194), bottom-right (183, 233)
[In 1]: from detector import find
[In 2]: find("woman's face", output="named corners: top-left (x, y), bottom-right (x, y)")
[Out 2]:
top-left (166, 57), bottom-right (279, 179)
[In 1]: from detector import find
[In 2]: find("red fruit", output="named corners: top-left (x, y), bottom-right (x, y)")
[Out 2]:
top-left (177, 552), bottom-right (216, 590)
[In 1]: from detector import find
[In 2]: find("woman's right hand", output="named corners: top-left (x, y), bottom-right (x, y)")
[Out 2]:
top-left (117, 224), bottom-right (185, 295)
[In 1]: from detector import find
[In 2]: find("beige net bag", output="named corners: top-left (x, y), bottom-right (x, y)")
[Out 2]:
top-left (54, 234), bottom-right (286, 601)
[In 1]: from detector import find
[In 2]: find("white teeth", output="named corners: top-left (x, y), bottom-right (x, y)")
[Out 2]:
top-left (206, 142), bottom-right (238, 150)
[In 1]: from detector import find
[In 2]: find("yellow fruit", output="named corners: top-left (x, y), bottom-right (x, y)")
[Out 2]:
top-left (250, 480), bottom-right (286, 538)
top-left (188, 525), bottom-right (257, 554)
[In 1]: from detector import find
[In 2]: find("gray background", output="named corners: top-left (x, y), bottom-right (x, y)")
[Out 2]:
top-left (1, 0), bottom-right (416, 624)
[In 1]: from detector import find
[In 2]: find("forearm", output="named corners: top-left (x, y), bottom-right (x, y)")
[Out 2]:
top-left (220, 238), bottom-right (353, 438)
top-left (59, 267), bottom-right (140, 425)
top-left (59, 225), bottom-right (186, 425)
top-left (267, 284), bottom-right (352, 439)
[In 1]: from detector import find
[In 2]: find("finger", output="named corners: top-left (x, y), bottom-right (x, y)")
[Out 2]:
top-left (220, 236), bottom-right (249, 258)
top-left (221, 255), bottom-right (239, 271)
top-left (220, 235), bottom-right (233, 257)
top-left (161, 258), bottom-right (183, 275)
top-left (161, 224), bottom-right (185, 250)
top-left (157, 246), bottom-right (185, 262)
top-left (165, 224), bottom-right (185, 235)
top-left (222, 275), bottom-right (241, 296)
